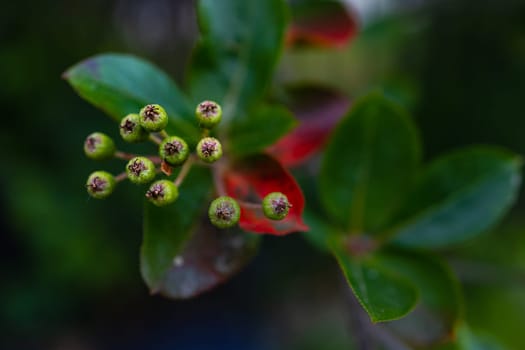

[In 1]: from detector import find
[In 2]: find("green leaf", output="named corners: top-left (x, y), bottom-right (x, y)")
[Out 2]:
top-left (320, 93), bottom-right (421, 234)
top-left (378, 251), bottom-right (463, 347)
top-left (227, 105), bottom-right (297, 157)
top-left (334, 249), bottom-right (418, 323)
top-left (391, 147), bottom-right (522, 248)
top-left (141, 166), bottom-right (212, 293)
top-left (189, 0), bottom-right (288, 125)
top-left (64, 53), bottom-right (200, 142)
top-left (302, 210), bottom-right (342, 252)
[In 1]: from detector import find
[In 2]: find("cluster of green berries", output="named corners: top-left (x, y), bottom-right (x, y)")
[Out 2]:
top-left (84, 100), bottom-right (291, 229)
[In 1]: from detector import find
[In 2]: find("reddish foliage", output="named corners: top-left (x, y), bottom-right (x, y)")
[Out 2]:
top-left (267, 85), bottom-right (350, 167)
top-left (286, 2), bottom-right (359, 48)
top-left (223, 155), bottom-right (308, 235)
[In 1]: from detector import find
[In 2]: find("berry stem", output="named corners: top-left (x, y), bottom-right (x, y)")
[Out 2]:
top-left (159, 130), bottom-right (169, 139)
top-left (174, 155), bottom-right (196, 187)
top-left (148, 156), bottom-right (162, 164)
top-left (149, 134), bottom-right (163, 145)
top-left (115, 172), bottom-right (128, 182)
top-left (212, 161), bottom-right (227, 196)
top-left (201, 129), bottom-right (210, 138)
top-left (115, 151), bottom-right (137, 160)
top-left (115, 151), bottom-right (160, 164)
top-left (237, 200), bottom-right (262, 209)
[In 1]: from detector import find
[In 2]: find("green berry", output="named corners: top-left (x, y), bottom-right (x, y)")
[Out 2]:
top-left (126, 157), bottom-right (156, 184)
top-left (196, 100), bottom-right (222, 129)
top-left (262, 192), bottom-right (291, 220)
top-left (208, 196), bottom-right (241, 228)
top-left (146, 180), bottom-right (179, 207)
top-left (86, 171), bottom-right (115, 199)
top-left (139, 104), bottom-right (168, 132)
top-left (196, 137), bottom-right (222, 163)
top-left (84, 132), bottom-right (115, 160)
top-left (159, 136), bottom-right (189, 166)
top-left (120, 113), bottom-right (148, 143)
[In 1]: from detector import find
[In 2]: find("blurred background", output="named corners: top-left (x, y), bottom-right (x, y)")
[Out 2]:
top-left (1, 0), bottom-right (525, 349)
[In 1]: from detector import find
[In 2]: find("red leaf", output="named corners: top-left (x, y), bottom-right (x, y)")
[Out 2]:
top-left (223, 155), bottom-right (308, 235)
top-left (266, 85), bottom-right (350, 167)
top-left (286, 1), bottom-right (359, 48)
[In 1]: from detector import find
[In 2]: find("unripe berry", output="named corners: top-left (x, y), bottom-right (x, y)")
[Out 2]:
top-left (126, 157), bottom-right (156, 184)
top-left (86, 171), bottom-right (115, 199)
top-left (159, 136), bottom-right (189, 166)
top-left (196, 100), bottom-right (222, 129)
top-left (262, 192), bottom-right (291, 220)
top-left (120, 113), bottom-right (148, 143)
top-left (145, 180), bottom-right (179, 206)
top-left (196, 137), bottom-right (223, 163)
top-left (84, 132), bottom-right (115, 160)
top-left (139, 104), bottom-right (168, 132)
top-left (208, 196), bottom-right (241, 228)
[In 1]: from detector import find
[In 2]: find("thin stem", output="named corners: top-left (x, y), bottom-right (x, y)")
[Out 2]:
top-left (114, 151), bottom-right (136, 160)
top-left (149, 134), bottom-right (162, 145)
top-left (212, 161), bottom-right (227, 196)
top-left (159, 130), bottom-right (169, 139)
top-left (114, 151), bottom-right (160, 164)
top-left (174, 155), bottom-right (196, 187)
top-left (237, 200), bottom-right (262, 209)
top-left (115, 172), bottom-right (128, 182)
top-left (201, 128), bottom-right (210, 138)
top-left (148, 156), bottom-right (162, 164)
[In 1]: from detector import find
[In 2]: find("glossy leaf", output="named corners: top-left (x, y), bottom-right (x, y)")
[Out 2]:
top-left (378, 251), bottom-right (462, 347)
top-left (154, 222), bottom-right (260, 299)
top-left (141, 166), bottom-right (212, 294)
top-left (267, 85), bottom-right (350, 167)
top-left (228, 105), bottom-right (297, 157)
top-left (189, 0), bottom-right (288, 124)
top-left (320, 93), bottom-right (420, 234)
top-left (64, 53), bottom-right (199, 141)
top-left (302, 210), bottom-right (342, 251)
top-left (334, 249), bottom-right (418, 323)
top-left (223, 154), bottom-right (308, 235)
top-left (287, 0), bottom-right (359, 48)
top-left (391, 147), bottom-right (522, 248)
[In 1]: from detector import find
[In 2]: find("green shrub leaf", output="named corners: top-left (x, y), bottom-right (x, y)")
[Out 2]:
top-left (64, 53), bottom-right (199, 141)
top-left (302, 210), bottom-right (343, 252)
top-left (141, 166), bottom-right (212, 294)
top-left (320, 93), bottom-right (421, 234)
top-left (228, 105), bottom-right (297, 157)
top-left (335, 249), bottom-right (418, 323)
top-left (148, 223), bottom-right (260, 299)
top-left (391, 147), bottom-right (522, 248)
top-left (378, 251), bottom-right (463, 346)
top-left (189, 0), bottom-right (288, 124)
